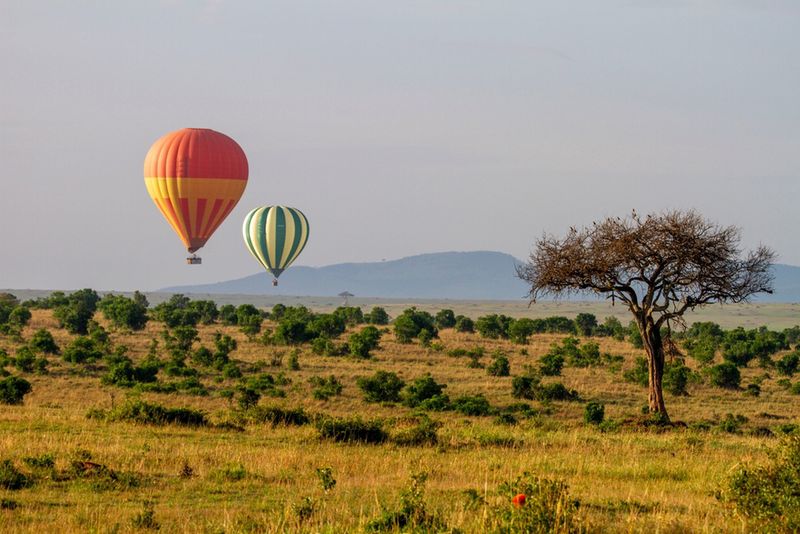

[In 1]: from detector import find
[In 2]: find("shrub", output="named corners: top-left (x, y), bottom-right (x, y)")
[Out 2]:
top-left (0, 376), bottom-right (32, 405)
top-left (623, 357), bottom-right (650, 387)
top-left (0, 460), bottom-right (30, 490)
top-left (709, 362), bottom-right (741, 389)
top-left (247, 405), bottom-right (310, 426)
top-left (663, 361), bottom-right (690, 396)
top-left (539, 352), bottom-right (564, 377)
top-left (451, 394), bottom-right (493, 416)
top-left (511, 373), bottom-right (578, 402)
top-left (98, 294), bottom-right (148, 330)
top-left (102, 358), bottom-right (158, 387)
top-left (719, 413), bottom-right (748, 434)
top-left (745, 383), bottom-right (761, 397)
top-left (29, 329), bottom-right (59, 354)
top-left (236, 387), bottom-right (260, 410)
top-left (151, 294), bottom-right (199, 327)
top-left (14, 346), bottom-right (36, 373)
top-left (475, 314), bottom-right (513, 339)
top-left (584, 402), bottom-right (605, 425)
top-left (308, 313), bottom-right (346, 339)
top-left (538, 382), bottom-right (580, 401)
top-left (512, 374), bottom-right (540, 400)
top-left (435, 309), bottom-right (456, 329)
top-left (720, 436), bottom-right (800, 532)
top-left (487, 354), bottom-right (511, 377)
top-left (571, 342), bottom-right (601, 367)
top-left (310, 375), bottom-right (344, 400)
top-left (287, 349), bottom-right (300, 371)
top-left (454, 315), bottom-right (474, 333)
top-left (392, 417), bottom-right (440, 447)
top-left (357, 371), bottom-right (405, 403)
top-left (575, 313), bottom-right (598, 336)
top-left (776, 352), bottom-right (800, 376)
top-left (316, 417), bottom-right (387, 444)
top-left (493, 472), bottom-right (578, 533)
top-left (219, 304), bottom-right (237, 325)
top-left (394, 308), bottom-right (437, 343)
top-left (508, 318), bottom-right (537, 344)
top-left (416, 394), bottom-right (451, 412)
top-left (366, 471), bottom-right (440, 532)
top-left (403, 375), bottom-right (446, 407)
top-left (365, 307), bottom-right (390, 325)
top-left (90, 399), bottom-right (208, 427)
top-left (348, 326), bottom-right (381, 358)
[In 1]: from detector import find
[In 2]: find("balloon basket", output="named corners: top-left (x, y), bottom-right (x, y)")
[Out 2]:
top-left (272, 279), bottom-right (278, 287)
top-left (186, 255), bottom-right (202, 265)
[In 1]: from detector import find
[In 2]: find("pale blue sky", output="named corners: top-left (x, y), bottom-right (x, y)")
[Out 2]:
top-left (1, 1), bottom-right (798, 290)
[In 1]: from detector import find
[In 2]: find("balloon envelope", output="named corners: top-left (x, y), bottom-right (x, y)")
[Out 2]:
top-left (144, 128), bottom-right (248, 253)
top-left (243, 206), bottom-right (309, 279)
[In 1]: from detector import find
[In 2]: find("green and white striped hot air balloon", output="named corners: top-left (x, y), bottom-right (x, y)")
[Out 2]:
top-left (242, 206), bottom-right (310, 286)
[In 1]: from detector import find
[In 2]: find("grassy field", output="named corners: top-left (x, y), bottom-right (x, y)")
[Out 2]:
top-left (0, 305), bottom-right (798, 532)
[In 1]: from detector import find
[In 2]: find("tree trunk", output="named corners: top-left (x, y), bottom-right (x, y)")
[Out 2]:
top-left (640, 318), bottom-right (669, 421)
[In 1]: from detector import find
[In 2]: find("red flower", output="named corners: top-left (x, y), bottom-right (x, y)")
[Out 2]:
top-left (512, 493), bottom-right (526, 507)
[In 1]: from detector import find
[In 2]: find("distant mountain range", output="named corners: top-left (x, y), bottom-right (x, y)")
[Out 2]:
top-left (161, 251), bottom-right (800, 302)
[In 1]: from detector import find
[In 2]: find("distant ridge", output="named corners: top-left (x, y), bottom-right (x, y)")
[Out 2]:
top-left (160, 251), bottom-right (800, 302)
top-left (162, 251), bottom-right (529, 299)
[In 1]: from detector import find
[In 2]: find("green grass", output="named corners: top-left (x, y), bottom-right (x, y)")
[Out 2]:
top-left (0, 306), bottom-right (798, 531)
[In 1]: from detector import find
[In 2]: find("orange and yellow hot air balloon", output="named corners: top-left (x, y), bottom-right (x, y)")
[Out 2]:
top-left (144, 128), bottom-right (248, 263)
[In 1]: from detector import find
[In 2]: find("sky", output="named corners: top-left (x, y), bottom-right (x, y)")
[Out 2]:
top-left (1, 1), bottom-right (798, 291)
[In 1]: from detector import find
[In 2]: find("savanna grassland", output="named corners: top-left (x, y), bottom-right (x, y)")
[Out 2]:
top-left (0, 294), bottom-right (799, 533)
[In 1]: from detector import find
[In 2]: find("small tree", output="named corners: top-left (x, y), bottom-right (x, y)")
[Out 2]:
top-left (517, 210), bottom-right (774, 420)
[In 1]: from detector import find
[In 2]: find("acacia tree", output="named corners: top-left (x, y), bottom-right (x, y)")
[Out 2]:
top-left (517, 210), bottom-right (774, 420)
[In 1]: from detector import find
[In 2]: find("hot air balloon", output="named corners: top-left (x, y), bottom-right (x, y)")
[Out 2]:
top-left (144, 128), bottom-right (248, 264)
top-left (243, 206), bottom-right (309, 286)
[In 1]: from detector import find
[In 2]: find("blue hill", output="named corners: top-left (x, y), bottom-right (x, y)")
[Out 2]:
top-left (161, 251), bottom-right (800, 302)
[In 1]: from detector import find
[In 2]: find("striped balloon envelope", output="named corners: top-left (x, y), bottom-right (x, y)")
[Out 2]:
top-left (144, 128), bottom-right (248, 258)
top-left (242, 206), bottom-right (309, 285)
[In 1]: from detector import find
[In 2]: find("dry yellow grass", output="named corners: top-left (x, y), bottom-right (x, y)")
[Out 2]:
top-left (0, 308), bottom-right (796, 532)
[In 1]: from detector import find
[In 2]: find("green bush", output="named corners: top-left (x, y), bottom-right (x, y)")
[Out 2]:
top-left (539, 352), bottom-right (564, 377)
top-left (454, 315), bottom-right (474, 333)
top-left (89, 399), bottom-right (208, 427)
top-left (309, 375), bottom-right (343, 400)
top-left (719, 435), bottom-right (800, 531)
top-left (102, 358), bottom-right (158, 387)
top-left (663, 361), bottom-right (690, 396)
top-left (776, 352), bottom-right (800, 376)
top-left (316, 416), bottom-right (387, 444)
top-left (29, 329), bottom-right (59, 354)
top-left (393, 308), bottom-right (437, 343)
top-left (392, 417), bottom-right (440, 447)
top-left (0, 376), bottom-right (32, 405)
top-left (574, 313), bottom-right (597, 337)
top-left (365, 307), bottom-right (390, 325)
top-left (623, 357), bottom-right (650, 387)
top-left (357, 371), bottom-right (405, 403)
top-left (709, 362), bottom-right (741, 389)
top-left (451, 394), bottom-right (493, 416)
top-left (98, 293), bottom-right (148, 330)
top-left (475, 314), bottom-right (513, 340)
top-left (434, 309), bottom-right (456, 329)
top-left (14, 346), bottom-right (36, 373)
top-left (487, 354), bottom-right (511, 377)
top-left (0, 460), bottom-right (31, 490)
top-left (246, 405), bottom-right (310, 426)
top-left (508, 318), bottom-right (537, 345)
top-left (584, 402), bottom-right (605, 425)
top-left (403, 375), bottom-right (446, 407)
top-left (347, 326), bottom-right (381, 358)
